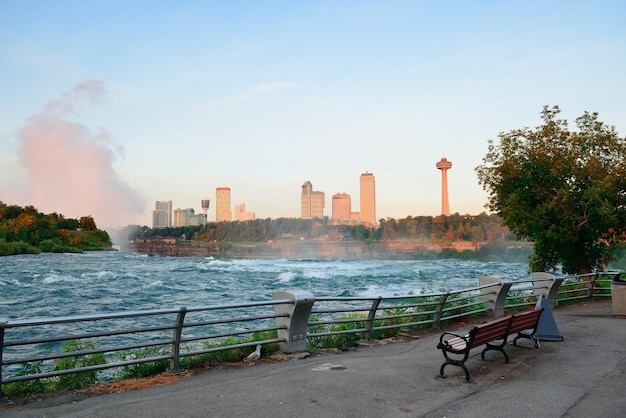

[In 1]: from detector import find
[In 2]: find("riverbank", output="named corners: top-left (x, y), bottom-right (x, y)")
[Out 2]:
top-left (132, 239), bottom-right (532, 261)
top-left (132, 240), bottom-right (473, 259)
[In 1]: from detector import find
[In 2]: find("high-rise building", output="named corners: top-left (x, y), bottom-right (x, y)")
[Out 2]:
top-left (301, 181), bottom-right (325, 219)
top-left (332, 193), bottom-right (352, 220)
top-left (436, 157), bottom-right (452, 216)
top-left (216, 187), bottom-right (232, 222)
top-left (359, 172), bottom-right (376, 225)
top-left (174, 208), bottom-right (205, 226)
top-left (234, 203), bottom-right (256, 221)
top-left (152, 201), bottom-right (172, 228)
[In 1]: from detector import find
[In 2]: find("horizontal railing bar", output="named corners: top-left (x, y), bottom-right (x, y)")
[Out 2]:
top-left (179, 338), bottom-right (284, 359)
top-left (311, 307), bottom-right (370, 315)
top-left (2, 354), bottom-right (174, 384)
top-left (182, 313), bottom-right (287, 329)
top-left (373, 320), bottom-right (431, 331)
top-left (3, 300), bottom-right (295, 329)
top-left (3, 309), bottom-right (182, 328)
top-left (309, 328), bottom-right (368, 338)
top-left (4, 324), bottom-right (177, 347)
top-left (2, 339), bottom-right (174, 366)
top-left (184, 299), bottom-right (293, 313)
top-left (179, 326), bottom-right (286, 345)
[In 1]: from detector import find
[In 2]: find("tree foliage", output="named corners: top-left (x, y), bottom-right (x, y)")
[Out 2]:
top-left (476, 106), bottom-right (626, 274)
top-left (0, 201), bottom-right (112, 256)
top-left (129, 213), bottom-right (514, 245)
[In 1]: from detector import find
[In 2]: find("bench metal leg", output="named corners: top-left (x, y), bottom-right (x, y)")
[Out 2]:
top-left (480, 343), bottom-right (510, 363)
top-left (512, 332), bottom-right (540, 348)
top-left (439, 360), bottom-right (471, 383)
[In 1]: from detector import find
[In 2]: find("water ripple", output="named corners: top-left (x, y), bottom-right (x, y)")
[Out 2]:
top-left (0, 251), bottom-right (530, 320)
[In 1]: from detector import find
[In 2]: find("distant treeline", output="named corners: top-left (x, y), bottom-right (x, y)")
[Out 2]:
top-left (0, 201), bottom-right (113, 256)
top-left (127, 212), bottom-right (515, 244)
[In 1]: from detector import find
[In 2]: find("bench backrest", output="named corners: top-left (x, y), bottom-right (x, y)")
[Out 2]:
top-left (469, 315), bottom-right (512, 348)
top-left (508, 308), bottom-right (544, 335)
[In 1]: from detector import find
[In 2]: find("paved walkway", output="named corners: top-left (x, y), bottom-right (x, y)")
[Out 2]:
top-left (2, 300), bottom-right (625, 417)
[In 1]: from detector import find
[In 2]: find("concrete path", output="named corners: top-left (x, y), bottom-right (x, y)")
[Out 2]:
top-left (2, 301), bottom-right (625, 418)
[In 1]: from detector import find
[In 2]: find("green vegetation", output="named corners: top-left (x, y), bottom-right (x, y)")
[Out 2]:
top-left (0, 201), bottom-right (112, 256)
top-left (127, 212), bottom-right (513, 244)
top-left (124, 213), bottom-right (531, 262)
top-left (117, 346), bottom-right (170, 379)
top-left (476, 106), bottom-right (626, 274)
top-left (2, 340), bottom-right (106, 398)
top-left (51, 340), bottom-right (106, 390)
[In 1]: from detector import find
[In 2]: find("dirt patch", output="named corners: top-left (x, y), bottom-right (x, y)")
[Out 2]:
top-left (79, 371), bottom-right (194, 395)
top-left (78, 358), bottom-right (290, 395)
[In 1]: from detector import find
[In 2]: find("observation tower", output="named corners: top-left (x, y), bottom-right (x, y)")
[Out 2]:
top-left (436, 157), bottom-right (452, 216)
top-left (201, 198), bottom-right (210, 222)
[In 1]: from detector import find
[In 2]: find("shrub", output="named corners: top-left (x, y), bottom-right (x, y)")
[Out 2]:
top-left (51, 340), bottom-right (106, 390)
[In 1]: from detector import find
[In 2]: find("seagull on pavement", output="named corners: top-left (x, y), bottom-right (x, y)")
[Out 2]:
top-left (243, 344), bottom-right (262, 363)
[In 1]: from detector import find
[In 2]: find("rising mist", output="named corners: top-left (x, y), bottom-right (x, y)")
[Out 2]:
top-left (0, 80), bottom-right (146, 229)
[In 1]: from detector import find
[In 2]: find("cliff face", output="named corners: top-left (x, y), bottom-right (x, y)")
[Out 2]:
top-left (132, 240), bottom-right (480, 259)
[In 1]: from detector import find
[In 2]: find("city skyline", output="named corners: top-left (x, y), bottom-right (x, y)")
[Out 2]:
top-left (160, 171), bottom-right (378, 227)
top-left (1, 2), bottom-right (624, 228)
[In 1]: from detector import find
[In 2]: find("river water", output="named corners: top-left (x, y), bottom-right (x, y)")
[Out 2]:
top-left (0, 251), bottom-right (531, 321)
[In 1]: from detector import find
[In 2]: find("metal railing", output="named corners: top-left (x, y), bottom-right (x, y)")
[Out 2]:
top-left (1, 299), bottom-right (292, 402)
top-left (0, 271), bottom-right (621, 403)
top-left (556, 272), bottom-right (617, 303)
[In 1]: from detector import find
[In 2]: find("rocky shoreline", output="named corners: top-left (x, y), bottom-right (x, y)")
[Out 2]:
top-left (132, 239), bottom-right (487, 260)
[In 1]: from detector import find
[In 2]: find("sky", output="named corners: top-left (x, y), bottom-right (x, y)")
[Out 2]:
top-left (1, 1), bottom-right (625, 229)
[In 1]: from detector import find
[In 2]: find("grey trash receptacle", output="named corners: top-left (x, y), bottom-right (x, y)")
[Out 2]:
top-left (610, 272), bottom-right (626, 316)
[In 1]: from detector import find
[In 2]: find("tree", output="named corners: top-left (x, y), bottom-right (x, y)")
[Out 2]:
top-left (79, 216), bottom-right (97, 231)
top-left (476, 106), bottom-right (626, 274)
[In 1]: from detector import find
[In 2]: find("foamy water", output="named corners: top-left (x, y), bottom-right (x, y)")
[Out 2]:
top-left (0, 251), bottom-right (531, 320)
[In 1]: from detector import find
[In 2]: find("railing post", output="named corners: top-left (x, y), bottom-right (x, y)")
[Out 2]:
top-left (365, 297), bottom-right (382, 340)
top-left (0, 322), bottom-right (9, 406)
top-left (478, 276), bottom-right (511, 317)
top-left (167, 307), bottom-right (187, 375)
top-left (433, 294), bottom-right (450, 328)
top-left (272, 291), bottom-right (315, 353)
top-left (531, 272), bottom-right (563, 308)
top-left (588, 273), bottom-right (599, 300)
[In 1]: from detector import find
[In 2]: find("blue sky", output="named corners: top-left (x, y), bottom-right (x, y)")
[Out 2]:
top-left (1, 1), bottom-right (625, 228)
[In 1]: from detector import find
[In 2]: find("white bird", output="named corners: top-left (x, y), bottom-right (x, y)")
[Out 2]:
top-left (243, 344), bottom-right (262, 363)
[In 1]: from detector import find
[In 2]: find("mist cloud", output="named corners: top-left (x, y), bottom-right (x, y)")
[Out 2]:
top-left (1, 80), bottom-right (146, 228)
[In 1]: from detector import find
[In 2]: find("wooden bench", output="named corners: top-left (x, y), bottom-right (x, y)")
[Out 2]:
top-left (437, 308), bottom-right (543, 382)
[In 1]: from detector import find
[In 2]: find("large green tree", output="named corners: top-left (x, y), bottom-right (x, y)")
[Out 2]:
top-left (476, 106), bottom-right (626, 274)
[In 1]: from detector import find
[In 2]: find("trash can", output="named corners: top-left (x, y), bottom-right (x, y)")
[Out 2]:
top-left (610, 272), bottom-right (626, 316)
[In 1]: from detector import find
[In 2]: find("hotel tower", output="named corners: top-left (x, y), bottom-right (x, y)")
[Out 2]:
top-left (215, 187), bottom-right (232, 222)
top-left (359, 172), bottom-right (376, 225)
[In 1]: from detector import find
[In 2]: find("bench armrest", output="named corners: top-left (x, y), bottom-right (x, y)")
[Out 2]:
top-left (438, 331), bottom-right (469, 348)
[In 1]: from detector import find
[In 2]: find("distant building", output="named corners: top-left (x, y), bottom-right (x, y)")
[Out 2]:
top-left (174, 208), bottom-right (206, 227)
top-left (234, 203), bottom-right (256, 221)
top-left (332, 193), bottom-right (352, 220)
top-left (216, 187), bottom-right (232, 222)
top-left (301, 181), bottom-right (325, 219)
top-left (360, 172), bottom-right (376, 225)
top-left (153, 201), bottom-right (172, 228)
